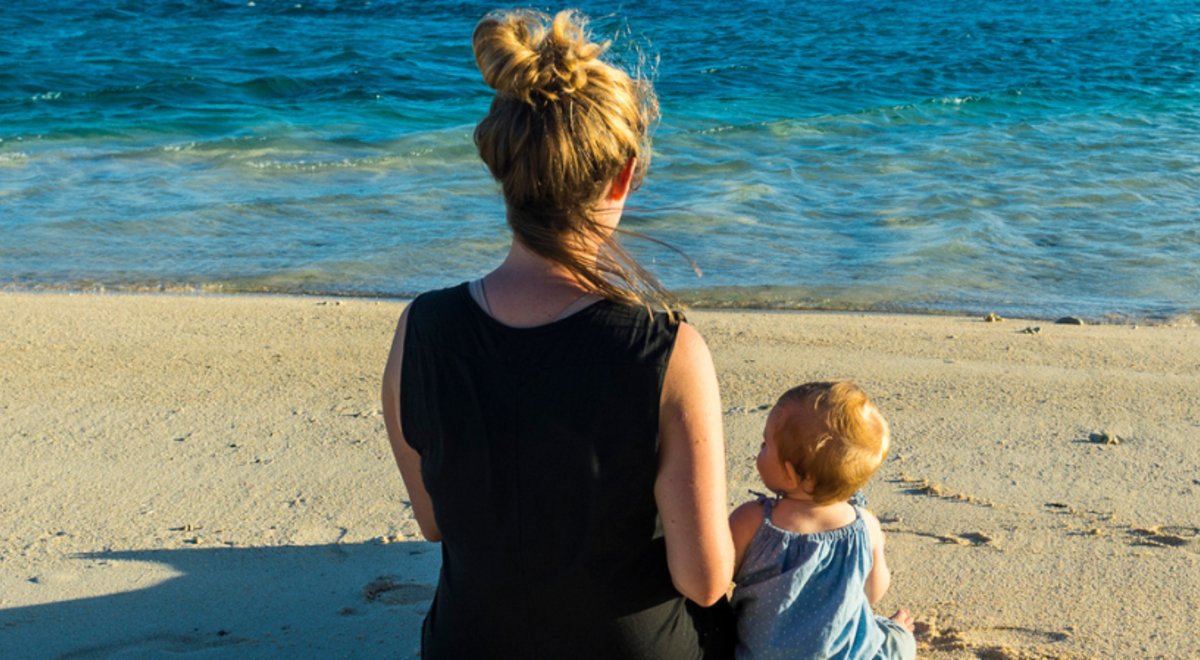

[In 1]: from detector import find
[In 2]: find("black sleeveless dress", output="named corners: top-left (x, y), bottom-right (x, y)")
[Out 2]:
top-left (400, 283), bottom-right (733, 659)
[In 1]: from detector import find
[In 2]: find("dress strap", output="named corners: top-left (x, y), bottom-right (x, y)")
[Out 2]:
top-left (470, 278), bottom-right (597, 323)
top-left (470, 278), bottom-right (494, 318)
top-left (748, 489), bottom-right (776, 516)
top-left (552, 293), bottom-right (602, 321)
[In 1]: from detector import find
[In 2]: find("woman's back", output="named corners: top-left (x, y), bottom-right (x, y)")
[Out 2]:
top-left (400, 283), bottom-right (715, 659)
top-left (382, 9), bottom-right (734, 657)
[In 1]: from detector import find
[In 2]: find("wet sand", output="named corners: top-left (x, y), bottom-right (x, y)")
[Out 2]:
top-left (2, 293), bottom-right (1197, 659)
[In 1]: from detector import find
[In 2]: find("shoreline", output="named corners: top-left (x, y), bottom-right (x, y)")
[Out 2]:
top-left (2, 292), bottom-right (1197, 659)
top-left (2, 285), bottom-right (1197, 327)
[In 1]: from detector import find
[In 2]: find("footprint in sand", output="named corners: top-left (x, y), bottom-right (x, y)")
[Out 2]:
top-left (28, 571), bottom-right (78, 586)
top-left (1129, 525), bottom-right (1200, 552)
top-left (925, 624), bottom-right (1077, 660)
top-left (893, 528), bottom-right (997, 548)
top-left (361, 576), bottom-right (436, 605)
top-left (1046, 501), bottom-right (1200, 553)
top-left (897, 474), bottom-right (996, 508)
top-left (55, 632), bottom-right (244, 660)
top-left (931, 531), bottom-right (996, 547)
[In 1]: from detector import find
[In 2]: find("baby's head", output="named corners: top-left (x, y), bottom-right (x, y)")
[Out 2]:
top-left (759, 381), bottom-right (891, 505)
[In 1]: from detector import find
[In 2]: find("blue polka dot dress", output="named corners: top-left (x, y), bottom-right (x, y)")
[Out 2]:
top-left (730, 495), bottom-right (901, 660)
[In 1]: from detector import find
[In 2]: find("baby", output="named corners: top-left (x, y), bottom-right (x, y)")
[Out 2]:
top-left (729, 381), bottom-right (916, 660)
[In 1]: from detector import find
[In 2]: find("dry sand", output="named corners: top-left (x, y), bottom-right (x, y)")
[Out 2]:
top-left (1, 292), bottom-right (1197, 659)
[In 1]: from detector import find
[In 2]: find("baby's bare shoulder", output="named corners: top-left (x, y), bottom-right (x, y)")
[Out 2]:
top-left (858, 506), bottom-right (881, 526)
top-left (731, 499), bottom-right (766, 525)
top-left (730, 500), bottom-right (766, 538)
top-left (858, 507), bottom-right (886, 547)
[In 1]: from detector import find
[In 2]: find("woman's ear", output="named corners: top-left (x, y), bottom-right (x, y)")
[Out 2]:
top-left (608, 157), bottom-right (637, 202)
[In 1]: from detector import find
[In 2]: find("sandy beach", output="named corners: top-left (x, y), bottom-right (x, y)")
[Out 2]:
top-left (1, 292), bottom-right (1197, 659)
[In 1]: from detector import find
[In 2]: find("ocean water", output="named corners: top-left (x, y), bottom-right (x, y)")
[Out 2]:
top-left (3, 0), bottom-right (1199, 321)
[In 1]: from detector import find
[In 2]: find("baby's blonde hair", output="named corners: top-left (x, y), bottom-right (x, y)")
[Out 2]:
top-left (473, 10), bottom-right (674, 312)
top-left (775, 382), bottom-right (891, 505)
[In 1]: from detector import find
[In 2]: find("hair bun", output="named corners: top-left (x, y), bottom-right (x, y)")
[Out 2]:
top-left (473, 10), bottom-right (606, 104)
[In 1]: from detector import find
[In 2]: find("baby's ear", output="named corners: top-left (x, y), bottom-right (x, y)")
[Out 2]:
top-left (783, 460), bottom-right (801, 490)
top-left (789, 464), bottom-right (820, 497)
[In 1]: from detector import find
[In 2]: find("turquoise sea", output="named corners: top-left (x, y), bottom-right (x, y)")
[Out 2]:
top-left (3, 0), bottom-right (1199, 321)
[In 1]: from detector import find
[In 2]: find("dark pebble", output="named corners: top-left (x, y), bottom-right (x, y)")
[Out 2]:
top-left (1088, 431), bottom-right (1121, 445)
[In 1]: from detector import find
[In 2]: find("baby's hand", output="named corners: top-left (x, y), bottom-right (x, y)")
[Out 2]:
top-left (889, 608), bottom-right (914, 632)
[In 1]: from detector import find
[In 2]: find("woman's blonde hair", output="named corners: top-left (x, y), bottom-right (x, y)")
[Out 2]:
top-left (473, 9), bottom-right (674, 312)
top-left (775, 382), bottom-right (891, 505)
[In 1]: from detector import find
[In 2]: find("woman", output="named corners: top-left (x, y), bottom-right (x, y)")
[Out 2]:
top-left (381, 10), bottom-right (734, 659)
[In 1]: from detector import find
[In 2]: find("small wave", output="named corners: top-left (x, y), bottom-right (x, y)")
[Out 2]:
top-left (675, 92), bottom-right (1013, 138)
top-left (884, 94), bottom-right (987, 113)
top-left (235, 75), bottom-right (310, 99)
top-left (183, 135), bottom-right (269, 152)
top-left (135, 129), bottom-right (472, 170)
top-left (8, 80), bottom-right (176, 107)
top-left (670, 118), bottom-right (783, 138)
top-left (244, 46), bottom-right (288, 57)
top-left (698, 65), bottom-right (750, 74)
top-left (695, 124), bottom-right (743, 135)
top-left (932, 95), bottom-right (984, 105)
top-left (0, 152), bottom-right (29, 163)
top-left (245, 155), bottom-right (400, 172)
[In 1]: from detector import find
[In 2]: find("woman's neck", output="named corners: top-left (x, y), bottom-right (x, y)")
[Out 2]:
top-left (496, 239), bottom-right (587, 288)
top-left (473, 239), bottom-right (600, 328)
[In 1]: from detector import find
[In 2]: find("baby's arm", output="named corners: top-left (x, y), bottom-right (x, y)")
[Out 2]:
top-left (861, 508), bottom-right (891, 605)
top-left (729, 500), bottom-right (765, 575)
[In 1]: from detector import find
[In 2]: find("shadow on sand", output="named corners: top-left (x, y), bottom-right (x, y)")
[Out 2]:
top-left (0, 541), bottom-right (440, 660)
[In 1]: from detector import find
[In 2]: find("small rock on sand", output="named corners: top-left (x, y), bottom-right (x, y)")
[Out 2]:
top-left (1089, 431), bottom-right (1121, 445)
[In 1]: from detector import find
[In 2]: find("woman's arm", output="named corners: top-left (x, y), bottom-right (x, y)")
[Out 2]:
top-left (655, 322), bottom-right (735, 606)
top-left (381, 305), bottom-right (441, 542)
top-left (861, 508), bottom-right (890, 605)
